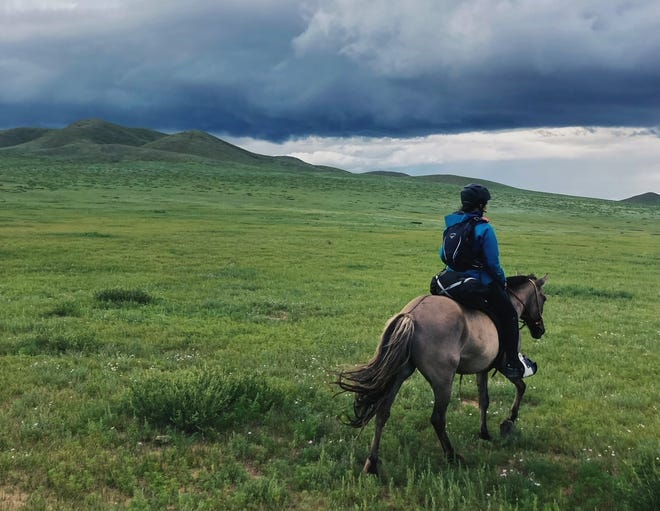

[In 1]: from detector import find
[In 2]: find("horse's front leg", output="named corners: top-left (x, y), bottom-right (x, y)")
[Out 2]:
top-left (476, 371), bottom-right (491, 440)
top-left (500, 378), bottom-right (526, 437)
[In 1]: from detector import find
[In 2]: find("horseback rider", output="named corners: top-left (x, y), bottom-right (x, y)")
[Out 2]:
top-left (440, 183), bottom-right (529, 379)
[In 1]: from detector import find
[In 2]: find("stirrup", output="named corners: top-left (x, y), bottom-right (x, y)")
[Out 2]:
top-left (518, 353), bottom-right (537, 378)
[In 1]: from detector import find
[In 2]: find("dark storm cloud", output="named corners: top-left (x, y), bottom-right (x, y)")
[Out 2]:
top-left (2, 0), bottom-right (660, 139)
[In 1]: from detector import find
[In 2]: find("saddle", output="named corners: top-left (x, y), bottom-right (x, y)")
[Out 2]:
top-left (429, 269), bottom-right (501, 330)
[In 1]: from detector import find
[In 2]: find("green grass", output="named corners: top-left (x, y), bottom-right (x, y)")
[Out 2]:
top-left (0, 154), bottom-right (658, 510)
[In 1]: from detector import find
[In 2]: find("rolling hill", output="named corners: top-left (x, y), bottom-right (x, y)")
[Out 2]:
top-left (0, 119), bottom-right (656, 202)
top-left (0, 127), bottom-right (53, 148)
top-left (0, 119), bottom-right (533, 192)
top-left (142, 130), bottom-right (266, 165)
top-left (0, 119), bottom-right (340, 173)
top-left (0, 119), bottom-right (166, 156)
top-left (621, 192), bottom-right (660, 205)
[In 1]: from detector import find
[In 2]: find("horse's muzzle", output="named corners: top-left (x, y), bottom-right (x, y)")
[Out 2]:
top-left (530, 321), bottom-right (545, 339)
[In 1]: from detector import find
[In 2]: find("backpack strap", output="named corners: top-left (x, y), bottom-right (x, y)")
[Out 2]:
top-left (468, 216), bottom-right (488, 268)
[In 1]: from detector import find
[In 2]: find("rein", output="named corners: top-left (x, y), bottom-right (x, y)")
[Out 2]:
top-left (508, 278), bottom-right (543, 329)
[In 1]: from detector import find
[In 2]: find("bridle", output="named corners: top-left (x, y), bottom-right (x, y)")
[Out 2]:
top-left (508, 278), bottom-right (544, 331)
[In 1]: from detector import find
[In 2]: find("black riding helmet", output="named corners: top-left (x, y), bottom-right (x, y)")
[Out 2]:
top-left (461, 183), bottom-right (491, 210)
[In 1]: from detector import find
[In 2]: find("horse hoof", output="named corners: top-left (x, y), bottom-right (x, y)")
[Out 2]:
top-left (480, 431), bottom-right (492, 441)
top-left (363, 457), bottom-right (378, 475)
top-left (448, 452), bottom-right (465, 465)
top-left (500, 419), bottom-right (515, 437)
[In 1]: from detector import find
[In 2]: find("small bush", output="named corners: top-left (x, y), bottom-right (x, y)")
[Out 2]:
top-left (17, 332), bottom-right (99, 355)
top-left (229, 475), bottom-right (290, 510)
top-left (95, 288), bottom-right (153, 305)
top-left (128, 369), bottom-right (283, 434)
top-left (46, 300), bottom-right (82, 317)
top-left (623, 452), bottom-right (660, 511)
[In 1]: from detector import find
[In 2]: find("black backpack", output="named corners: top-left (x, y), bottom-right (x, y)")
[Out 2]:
top-left (441, 217), bottom-right (486, 271)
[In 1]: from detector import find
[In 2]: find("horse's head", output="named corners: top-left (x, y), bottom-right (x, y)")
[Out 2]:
top-left (507, 274), bottom-right (548, 339)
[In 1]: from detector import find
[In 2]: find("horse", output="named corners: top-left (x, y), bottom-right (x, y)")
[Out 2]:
top-left (336, 274), bottom-right (548, 474)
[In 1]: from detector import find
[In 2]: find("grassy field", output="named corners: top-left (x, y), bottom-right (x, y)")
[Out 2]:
top-left (0, 154), bottom-right (658, 510)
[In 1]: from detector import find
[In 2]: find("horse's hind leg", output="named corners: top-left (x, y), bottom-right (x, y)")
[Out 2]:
top-left (476, 371), bottom-right (492, 440)
top-left (364, 366), bottom-right (414, 475)
top-left (500, 378), bottom-right (526, 437)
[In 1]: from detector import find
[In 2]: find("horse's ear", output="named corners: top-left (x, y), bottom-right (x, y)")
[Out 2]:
top-left (537, 274), bottom-right (548, 287)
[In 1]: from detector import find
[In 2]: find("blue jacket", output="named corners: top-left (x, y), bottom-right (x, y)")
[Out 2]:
top-left (440, 211), bottom-right (507, 287)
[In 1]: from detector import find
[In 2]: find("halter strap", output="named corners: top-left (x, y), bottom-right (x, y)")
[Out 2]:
top-left (507, 278), bottom-right (543, 327)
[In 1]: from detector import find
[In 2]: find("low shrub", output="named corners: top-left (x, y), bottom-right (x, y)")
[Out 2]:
top-left (46, 300), bottom-right (83, 317)
top-left (623, 452), bottom-right (660, 511)
top-left (16, 332), bottom-right (99, 355)
top-left (95, 288), bottom-right (153, 305)
top-left (127, 368), bottom-right (283, 434)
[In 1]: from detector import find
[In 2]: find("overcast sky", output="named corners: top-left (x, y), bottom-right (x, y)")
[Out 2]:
top-left (2, 0), bottom-right (659, 199)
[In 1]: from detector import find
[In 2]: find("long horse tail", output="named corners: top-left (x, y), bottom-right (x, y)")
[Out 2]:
top-left (336, 313), bottom-right (415, 428)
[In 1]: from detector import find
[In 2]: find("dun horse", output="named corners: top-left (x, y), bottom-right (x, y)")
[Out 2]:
top-left (337, 274), bottom-right (548, 473)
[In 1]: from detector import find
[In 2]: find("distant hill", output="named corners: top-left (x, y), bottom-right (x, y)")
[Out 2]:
top-left (621, 192), bottom-right (660, 205)
top-left (365, 170), bottom-right (410, 178)
top-left (0, 119), bottom-right (346, 173)
top-left (1, 119), bottom-right (656, 202)
top-left (365, 170), bottom-right (524, 193)
top-left (0, 127), bottom-right (53, 148)
top-left (143, 130), bottom-right (264, 164)
top-left (414, 173), bottom-right (523, 192)
top-left (16, 119), bottom-right (166, 150)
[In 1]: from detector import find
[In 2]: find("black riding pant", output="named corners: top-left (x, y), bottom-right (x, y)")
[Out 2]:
top-left (480, 283), bottom-right (519, 360)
